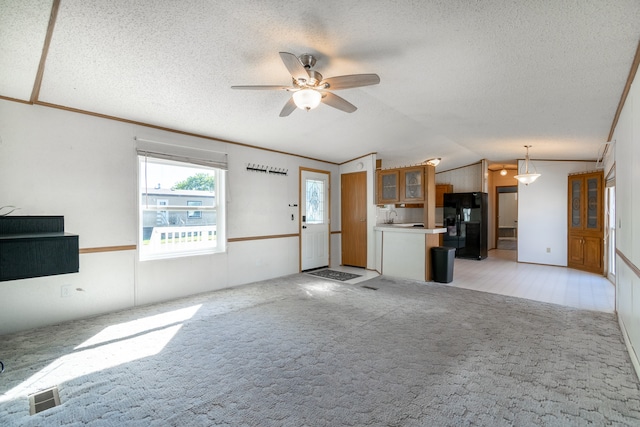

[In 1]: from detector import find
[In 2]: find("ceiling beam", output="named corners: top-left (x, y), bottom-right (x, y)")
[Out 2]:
top-left (607, 39), bottom-right (640, 143)
top-left (30, 0), bottom-right (60, 104)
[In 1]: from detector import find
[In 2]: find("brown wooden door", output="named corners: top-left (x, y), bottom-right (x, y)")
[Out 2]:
top-left (342, 172), bottom-right (367, 267)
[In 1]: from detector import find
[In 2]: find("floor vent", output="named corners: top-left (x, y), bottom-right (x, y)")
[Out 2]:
top-left (29, 386), bottom-right (61, 415)
top-left (361, 285), bottom-right (379, 291)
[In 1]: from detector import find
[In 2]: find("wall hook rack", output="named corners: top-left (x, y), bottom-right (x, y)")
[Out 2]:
top-left (246, 163), bottom-right (288, 176)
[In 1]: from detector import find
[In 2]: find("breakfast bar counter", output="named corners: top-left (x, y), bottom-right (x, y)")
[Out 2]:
top-left (374, 224), bottom-right (446, 282)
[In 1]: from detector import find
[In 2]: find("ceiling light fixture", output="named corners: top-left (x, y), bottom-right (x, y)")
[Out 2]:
top-left (425, 158), bottom-right (441, 166)
top-left (500, 166), bottom-right (507, 176)
top-left (292, 89), bottom-right (322, 111)
top-left (514, 145), bottom-right (541, 185)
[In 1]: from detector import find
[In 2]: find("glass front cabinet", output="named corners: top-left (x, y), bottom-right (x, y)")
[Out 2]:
top-left (401, 167), bottom-right (425, 202)
top-left (376, 167), bottom-right (426, 205)
top-left (377, 169), bottom-right (400, 204)
top-left (567, 171), bottom-right (603, 273)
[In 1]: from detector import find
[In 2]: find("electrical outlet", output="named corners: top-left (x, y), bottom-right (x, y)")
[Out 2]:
top-left (546, 248), bottom-right (551, 253)
top-left (61, 284), bottom-right (72, 298)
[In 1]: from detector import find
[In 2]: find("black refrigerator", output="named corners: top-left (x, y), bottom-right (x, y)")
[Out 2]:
top-left (442, 192), bottom-right (488, 260)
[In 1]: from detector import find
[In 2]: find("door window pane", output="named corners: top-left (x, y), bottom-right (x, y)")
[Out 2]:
top-left (306, 179), bottom-right (325, 224)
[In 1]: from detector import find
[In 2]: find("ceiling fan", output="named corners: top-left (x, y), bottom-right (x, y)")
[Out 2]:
top-left (231, 52), bottom-right (380, 117)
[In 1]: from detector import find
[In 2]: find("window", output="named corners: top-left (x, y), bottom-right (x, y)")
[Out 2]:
top-left (305, 179), bottom-right (325, 224)
top-left (187, 201), bottom-right (202, 219)
top-left (138, 154), bottom-right (225, 260)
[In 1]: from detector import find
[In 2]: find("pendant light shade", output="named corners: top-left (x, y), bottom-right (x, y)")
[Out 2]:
top-left (500, 166), bottom-right (507, 176)
top-left (514, 145), bottom-right (541, 185)
top-left (293, 89), bottom-right (322, 111)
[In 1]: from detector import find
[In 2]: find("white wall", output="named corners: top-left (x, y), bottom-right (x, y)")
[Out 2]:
top-left (612, 66), bottom-right (640, 375)
top-left (0, 100), bottom-right (338, 334)
top-left (435, 162), bottom-right (482, 193)
top-left (516, 160), bottom-right (596, 266)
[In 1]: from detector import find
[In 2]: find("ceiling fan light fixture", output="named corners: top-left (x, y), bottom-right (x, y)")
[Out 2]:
top-left (425, 158), bottom-right (441, 166)
top-left (293, 89), bottom-right (321, 111)
top-left (514, 145), bottom-right (541, 185)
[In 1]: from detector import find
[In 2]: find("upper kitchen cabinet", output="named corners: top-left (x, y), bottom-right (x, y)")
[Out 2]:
top-left (376, 167), bottom-right (427, 205)
top-left (567, 171), bottom-right (603, 274)
top-left (401, 167), bottom-right (425, 202)
top-left (435, 184), bottom-right (453, 207)
top-left (376, 169), bottom-right (400, 204)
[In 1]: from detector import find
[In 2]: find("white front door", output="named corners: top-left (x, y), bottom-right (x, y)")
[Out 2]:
top-left (300, 169), bottom-right (330, 271)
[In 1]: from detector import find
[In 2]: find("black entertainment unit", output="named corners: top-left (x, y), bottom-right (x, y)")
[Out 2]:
top-left (0, 216), bottom-right (79, 281)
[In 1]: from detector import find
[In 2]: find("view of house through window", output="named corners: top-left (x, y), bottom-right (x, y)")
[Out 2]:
top-left (139, 155), bottom-right (225, 260)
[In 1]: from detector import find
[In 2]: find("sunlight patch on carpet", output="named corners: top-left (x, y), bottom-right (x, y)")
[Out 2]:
top-left (0, 304), bottom-right (202, 403)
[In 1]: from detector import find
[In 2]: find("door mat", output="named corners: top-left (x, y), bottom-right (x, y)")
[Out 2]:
top-left (307, 269), bottom-right (362, 282)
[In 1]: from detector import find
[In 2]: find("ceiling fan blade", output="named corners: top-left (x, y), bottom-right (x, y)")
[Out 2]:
top-left (279, 97), bottom-right (297, 117)
top-left (320, 74), bottom-right (380, 90)
top-left (279, 52), bottom-right (309, 83)
top-left (231, 85), bottom-right (290, 90)
top-left (321, 92), bottom-right (357, 113)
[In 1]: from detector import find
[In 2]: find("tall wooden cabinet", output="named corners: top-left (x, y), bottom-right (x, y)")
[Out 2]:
top-left (567, 171), bottom-right (603, 274)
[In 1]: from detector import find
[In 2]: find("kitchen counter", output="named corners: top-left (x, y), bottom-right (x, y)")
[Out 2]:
top-left (374, 225), bottom-right (446, 281)
top-left (374, 223), bottom-right (446, 234)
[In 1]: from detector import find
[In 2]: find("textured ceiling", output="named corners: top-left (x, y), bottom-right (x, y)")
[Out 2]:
top-left (1, 0), bottom-right (639, 170)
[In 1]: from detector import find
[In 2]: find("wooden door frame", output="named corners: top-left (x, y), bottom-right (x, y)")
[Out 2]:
top-left (299, 167), bottom-right (331, 272)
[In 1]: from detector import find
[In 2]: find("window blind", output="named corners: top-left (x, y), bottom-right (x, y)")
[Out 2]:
top-left (135, 137), bottom-right (227, 170)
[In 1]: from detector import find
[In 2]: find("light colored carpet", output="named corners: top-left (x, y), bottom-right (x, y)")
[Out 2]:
top-left (1, 274), bottom-right (639, 426)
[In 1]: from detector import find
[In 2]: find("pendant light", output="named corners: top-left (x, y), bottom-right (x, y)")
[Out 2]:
top-left (514, 145), bottom-right (541, 185)
top-left (500, 166), bottom-right (507, 176)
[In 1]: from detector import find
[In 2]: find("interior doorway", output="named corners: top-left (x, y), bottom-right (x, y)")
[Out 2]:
top-left (496, 186), bottom-right (518, 251)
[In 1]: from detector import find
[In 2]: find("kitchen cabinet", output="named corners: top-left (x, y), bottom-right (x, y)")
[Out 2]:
top-left (567, 171), bottom-right (603, 273)
top-left (401, 167), bottom-right (425, 202)
top-left (376, 169), bottom-right (400, 204)
top-left (377, 167), bottom-right (427, 204)
top-left (435, 184), bottom-right (453, 207)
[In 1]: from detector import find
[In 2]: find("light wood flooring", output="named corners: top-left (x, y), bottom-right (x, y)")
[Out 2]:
top-left (335, 249), bottom-right (615, 313)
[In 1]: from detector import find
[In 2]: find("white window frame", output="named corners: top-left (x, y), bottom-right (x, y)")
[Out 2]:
top-left (138, 154), bottom-right (226, 261)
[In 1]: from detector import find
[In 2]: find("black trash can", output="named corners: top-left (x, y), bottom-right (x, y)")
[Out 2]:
top-left (431, 246), bottom-right (455, 283)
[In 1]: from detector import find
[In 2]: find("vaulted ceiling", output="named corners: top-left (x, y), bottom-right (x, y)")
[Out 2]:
top-left (1, 0), bottom-right (639, 170)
